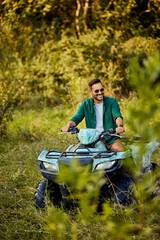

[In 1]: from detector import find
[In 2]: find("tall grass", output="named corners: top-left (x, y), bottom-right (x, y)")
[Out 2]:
top-left (0, 105), bottom-right (85, 240)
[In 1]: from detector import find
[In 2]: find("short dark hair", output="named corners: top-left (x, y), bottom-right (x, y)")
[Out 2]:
top-left (88, 79), bottom-right (102, 90)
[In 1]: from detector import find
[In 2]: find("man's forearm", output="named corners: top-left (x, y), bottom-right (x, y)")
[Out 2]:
top-left (115, 117), bottom-right (125, 134)
top-left (115, 117), bottom-right (123, 127)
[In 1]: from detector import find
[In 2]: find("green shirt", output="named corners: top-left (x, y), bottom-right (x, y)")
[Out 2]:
top-left (70, 96), bottom-right (123, 144)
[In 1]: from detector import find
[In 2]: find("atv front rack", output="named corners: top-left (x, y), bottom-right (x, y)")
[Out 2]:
top-left (46, 149), bottom-right (117, 160)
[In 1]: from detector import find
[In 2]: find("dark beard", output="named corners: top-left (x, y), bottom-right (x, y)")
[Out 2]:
top-left (94, 94), bottom-right (104, 102)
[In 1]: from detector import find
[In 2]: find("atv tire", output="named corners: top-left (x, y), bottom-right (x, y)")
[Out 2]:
top-left (34, 179), bottom-right (47, 208)
top-left (47, 180), bottom-right (62, 207)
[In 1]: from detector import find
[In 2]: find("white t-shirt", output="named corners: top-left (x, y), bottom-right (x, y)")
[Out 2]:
top-left (94, 102), bottom-right (104, 133)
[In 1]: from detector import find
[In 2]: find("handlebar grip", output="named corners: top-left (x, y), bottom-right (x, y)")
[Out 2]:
top-left (107, 128), bottom-right (116, 134)
top-left (68, 125), bottom-right (75, 132)
top-left (101, 129), bottom-right (121, 138)
top-left (68, 125), bottom-right (79, 133)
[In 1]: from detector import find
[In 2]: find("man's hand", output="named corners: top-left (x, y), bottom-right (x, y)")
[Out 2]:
top-left (61, 120), bottom-right (76, 132)
top-left (116, 126), bottom-right (125, 134)
top-left (115, 117), bottom-right (125, 135)
top-left (61, 126), bottom-right (70, 132)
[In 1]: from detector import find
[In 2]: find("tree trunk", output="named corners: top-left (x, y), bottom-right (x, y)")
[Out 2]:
top-left (83, 0), bottom-right (89, 32)
top-left (75, 0), bottom-right (81, 38)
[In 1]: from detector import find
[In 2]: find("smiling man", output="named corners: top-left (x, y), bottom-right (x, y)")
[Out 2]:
top-left (61, 79), bottom-right (125, 152)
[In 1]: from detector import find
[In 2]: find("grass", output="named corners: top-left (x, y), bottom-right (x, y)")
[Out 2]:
top-left (0, 102), bottom-right (160, 240)
top-left (0, 139), bottom-right (45, 239)
top-left (0, 105), bottom-right (81, 240)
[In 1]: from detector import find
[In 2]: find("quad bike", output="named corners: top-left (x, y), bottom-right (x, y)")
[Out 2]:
top-left (34, 126), bottom-right (159, 210)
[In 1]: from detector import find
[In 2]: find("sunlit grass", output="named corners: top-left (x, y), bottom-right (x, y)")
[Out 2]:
top-left (7, 105), bottom-right (86, 140)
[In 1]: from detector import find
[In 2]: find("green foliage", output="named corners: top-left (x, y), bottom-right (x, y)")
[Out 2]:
top-left (7, 106), bottom-right (74, 141)
top-left (23, 31), bottom-right (159, 106)
top-left (98, 0), bottom-right (160, 38)
top-left (0, 84), bottom-right (13, 135)
top-left (0, 0), bottom-right (160, 113)
top-left (1, 30), bottom-right (159, 119)
top-left (127, 53), bottom-right (160, 141)
top-left (0, 51), bottom-right (23, 135)
top-left (1, 0), bottom-right (160, 51)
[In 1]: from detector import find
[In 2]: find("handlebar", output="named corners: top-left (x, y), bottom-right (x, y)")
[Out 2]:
top-left (68, 126), bottom-right (79, 134)
top-left (100, 129), bottom-right (122, 139)
top-left (59, 126), bottom-right (121, 138)
top-left (59, 126), bottom-right (79, 135)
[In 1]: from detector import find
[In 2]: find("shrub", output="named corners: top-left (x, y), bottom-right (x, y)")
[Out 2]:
top-left (0, 51), bottom-right (23, 135)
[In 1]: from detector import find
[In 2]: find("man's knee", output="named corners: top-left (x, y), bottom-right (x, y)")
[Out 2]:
top-left (114, 143), bottom-right (124, 152)
top-left (70, 142), bottom-right (80, 151)
top-left (108, 139), bottom-right (124, 152)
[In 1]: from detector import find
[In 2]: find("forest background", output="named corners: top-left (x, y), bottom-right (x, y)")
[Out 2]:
top-left (0, 0), bottom-right (160, 240)
top-left (0, 0), bottom-right (160, 125)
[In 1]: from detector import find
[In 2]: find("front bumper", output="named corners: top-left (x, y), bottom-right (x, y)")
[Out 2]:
top-left (38, 161), bottom-right (58, 181)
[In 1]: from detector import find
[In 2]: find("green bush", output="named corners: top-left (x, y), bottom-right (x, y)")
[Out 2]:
top-left (27, 31), bottom-right (160, 106)
top-left (0, 52), bottom-right (23, 135)
top-left (127, 53), bottom-right (160, 140)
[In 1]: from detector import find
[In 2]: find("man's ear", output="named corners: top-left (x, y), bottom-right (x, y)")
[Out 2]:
top-left (89, 89), bottom-right (92, 95)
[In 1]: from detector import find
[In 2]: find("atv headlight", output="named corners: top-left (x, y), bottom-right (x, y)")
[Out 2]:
top-left (96, 161), bottom-right (115, 170)
top-left (43, 162), bottom-right (58, 171)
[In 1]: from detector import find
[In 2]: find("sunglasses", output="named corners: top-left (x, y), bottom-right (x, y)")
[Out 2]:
top-left (94, 88), bottom-right (104, 93)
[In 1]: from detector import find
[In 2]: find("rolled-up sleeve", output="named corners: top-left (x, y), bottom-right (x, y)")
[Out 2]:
top-left (111, 99), bottom-right (123, 120)
top-left (70, 101), bottom-right (85, 125)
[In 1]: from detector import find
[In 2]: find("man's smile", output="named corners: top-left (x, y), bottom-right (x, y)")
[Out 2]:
top-left (96, 94), bottom-right (104, 97)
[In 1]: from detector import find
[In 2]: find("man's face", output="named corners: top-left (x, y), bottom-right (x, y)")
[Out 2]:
top-left (89, 82), bottom-right (104, 103)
